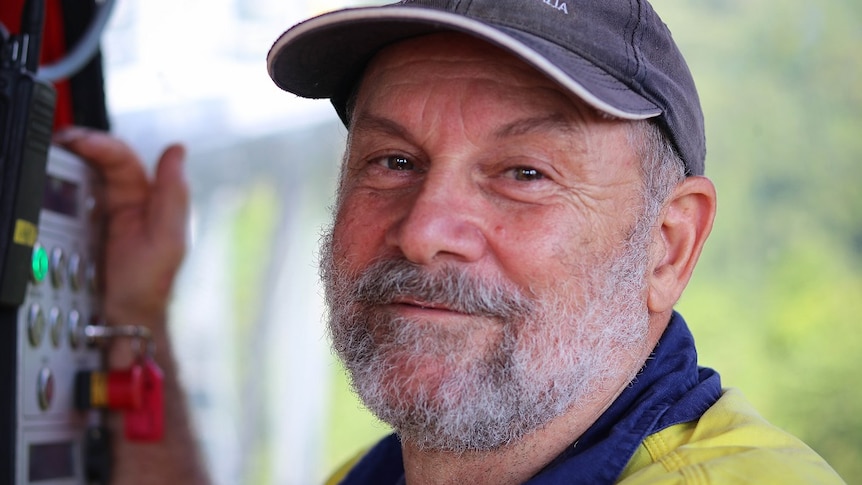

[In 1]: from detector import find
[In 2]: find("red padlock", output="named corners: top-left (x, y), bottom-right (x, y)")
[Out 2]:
top-left (75, 357), bottom-right (164, 442)
top-left (106, 365), bottom-right (143, 410)
top-left (123, 357), bottom-right (164, 442)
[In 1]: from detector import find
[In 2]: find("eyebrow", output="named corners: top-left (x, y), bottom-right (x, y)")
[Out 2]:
top-left (494, 113), bottom-right (585, 140)
top-left (351, 113), bottom-right (414, 141)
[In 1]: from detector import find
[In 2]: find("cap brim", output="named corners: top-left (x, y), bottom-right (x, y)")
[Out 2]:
top-left (267, 6), bottom-right (661, 122)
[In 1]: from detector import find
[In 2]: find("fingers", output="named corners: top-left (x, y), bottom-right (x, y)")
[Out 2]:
top-left (54, 128), bottom-right (151, 211)
top-left (54, 128), bottom-right (187, 222)
top-left (55, 126), bottom-right (190, 259)
top-left (149, 144), bottom-right (189, 259)
top-left (54, 126), bottom-right (147, 178)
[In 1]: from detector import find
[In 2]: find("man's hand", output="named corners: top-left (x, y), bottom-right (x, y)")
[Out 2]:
top-left (54, 127), bottom-right (188, 329)
top-left (53, 128), bottom-right (208, 484)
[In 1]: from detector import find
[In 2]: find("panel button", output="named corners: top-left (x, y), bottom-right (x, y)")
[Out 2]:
top-left (68, 309), bottom-right (83, 349)
top-left (68, 252), bottom-right (85, 291)
top-left (49, 307), bottom-right (65, 348)
top-left (37, 367), bottom-right (55, 411)
top-left (50, 247), bottom-right (66, 289)
top-left (31, 243), bottom-right (49, 284)
top-left (27, 304), bottom-right (45, 347)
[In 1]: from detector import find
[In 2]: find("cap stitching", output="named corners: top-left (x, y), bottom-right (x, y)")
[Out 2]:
top-left (633, 0), bottom-right (646, 87)
top-left (622, 0), bottom-right (635, 80)
top-left (628, 0), bottom-right (643, 85)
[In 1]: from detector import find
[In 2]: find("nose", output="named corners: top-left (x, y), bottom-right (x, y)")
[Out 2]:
top-left (385, 170), bottom-right (487, 265)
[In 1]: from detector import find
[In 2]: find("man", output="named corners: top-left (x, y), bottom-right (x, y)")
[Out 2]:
top-left (58, 0), bottom-right (845, 483)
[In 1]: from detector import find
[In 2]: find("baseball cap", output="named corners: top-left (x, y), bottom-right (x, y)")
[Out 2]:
top-left (267, 0), bottom-right (705, 176)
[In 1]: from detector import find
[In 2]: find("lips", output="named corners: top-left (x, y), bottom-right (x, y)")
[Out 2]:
top-left (391, 298), bottom-right (464, 314)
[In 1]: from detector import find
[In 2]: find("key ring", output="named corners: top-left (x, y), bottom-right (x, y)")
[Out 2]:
top-left (84, 323), bottom-right (156, 357)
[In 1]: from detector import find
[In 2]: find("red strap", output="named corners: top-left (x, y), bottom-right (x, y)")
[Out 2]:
top-left (0, 0), bottom-right (75, 130)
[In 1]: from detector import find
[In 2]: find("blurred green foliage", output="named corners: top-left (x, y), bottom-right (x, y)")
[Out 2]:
top-left (320, 0), bottom-right (862, 481)
top-left (231, 185), bottom-right (280, 485)
top-left (663, 0), bottom-right (862, 481)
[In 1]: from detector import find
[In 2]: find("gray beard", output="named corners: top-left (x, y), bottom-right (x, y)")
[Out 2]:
top-left (319, 224), bottom-right (651, 452)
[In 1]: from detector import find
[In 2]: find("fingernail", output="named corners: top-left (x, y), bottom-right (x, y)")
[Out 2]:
top-left (52, 126), bottom-right (89, 144)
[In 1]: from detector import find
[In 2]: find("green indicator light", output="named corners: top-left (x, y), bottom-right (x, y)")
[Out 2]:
top-left (32, 246), bottom-right (49, 283)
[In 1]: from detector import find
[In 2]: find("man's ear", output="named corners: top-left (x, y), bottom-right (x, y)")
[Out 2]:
top-left (647, 176), bottom-right (716, 313)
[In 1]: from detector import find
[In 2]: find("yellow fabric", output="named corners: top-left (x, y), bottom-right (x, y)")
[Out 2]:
top-left (325, 388), bottom-right (844, 484)
top-left (617, 388), bottom-right (845, 484)
top-left (325, 449), bottom-right (365, 485)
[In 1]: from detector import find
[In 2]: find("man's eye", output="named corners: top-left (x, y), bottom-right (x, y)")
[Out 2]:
top-left (513, 167), bottom-right (544, 181)
top-left (383, 156), bottom-right (414, 171)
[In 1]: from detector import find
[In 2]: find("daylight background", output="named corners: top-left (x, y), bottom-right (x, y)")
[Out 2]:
top-left (98, 0), bottom-right (861, 483)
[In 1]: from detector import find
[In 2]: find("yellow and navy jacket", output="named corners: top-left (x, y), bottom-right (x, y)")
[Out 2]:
top-left (329, 312), bottom-right (845, 484)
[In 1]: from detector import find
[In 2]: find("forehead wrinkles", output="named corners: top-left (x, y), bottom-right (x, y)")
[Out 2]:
top-left (354, 53), bottom-right (597, 150)
top-left (362, 51), bottom-right (577, 108)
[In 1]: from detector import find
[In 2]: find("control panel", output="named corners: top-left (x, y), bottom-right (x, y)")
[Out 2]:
top-left (1, 146), bottom-right (108, 484)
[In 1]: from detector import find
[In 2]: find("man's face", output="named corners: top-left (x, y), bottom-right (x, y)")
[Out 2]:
top-left (321, 33), bottom-right (656, 451)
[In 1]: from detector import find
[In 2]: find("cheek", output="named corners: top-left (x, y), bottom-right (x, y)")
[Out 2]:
top-left (489, 210), bottom-right (590, 294)
top-left (332, 193), bottom-right (394, 270)
top-left (489, 198), bottom-right (630, 302)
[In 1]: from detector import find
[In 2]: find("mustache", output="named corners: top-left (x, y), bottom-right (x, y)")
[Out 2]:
top-left (350, 258), bottom-right (534, 320)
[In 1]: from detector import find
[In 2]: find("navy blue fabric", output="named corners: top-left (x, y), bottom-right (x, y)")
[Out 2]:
top-left (338, 312), bottom-right (722, 484)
